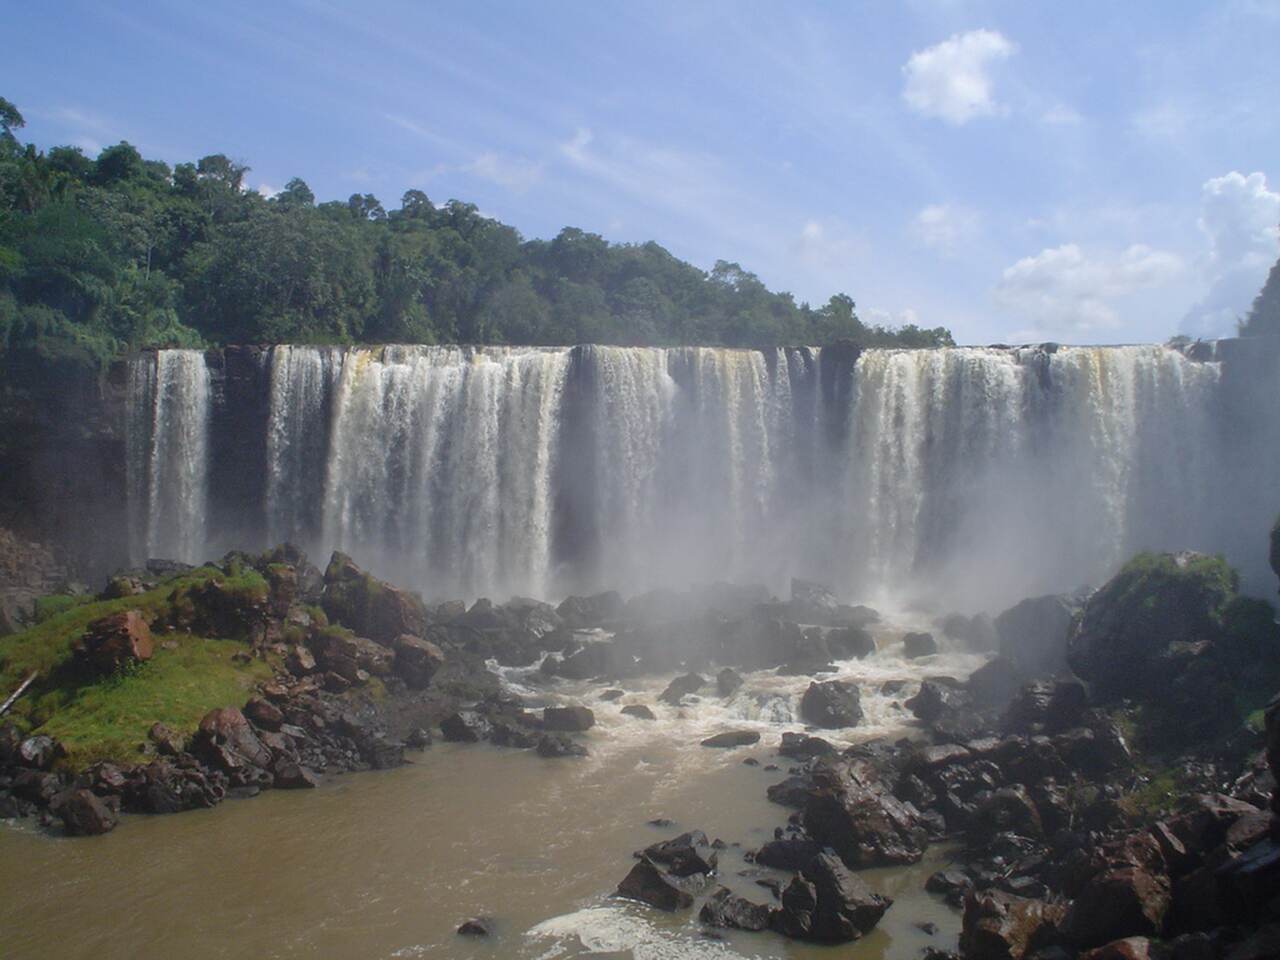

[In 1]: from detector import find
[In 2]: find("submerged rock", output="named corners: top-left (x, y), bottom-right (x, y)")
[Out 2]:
top-left (778, 732), bottom-right (836, 760)
top-left (716, 667), bottom-right (743, 697)
top-left (620, 704), bottom-right (656, 720)
top-left (456, 917), bottom-right (494, 936)
top-left (641, 830), bottom-right (718, 877)
top-left (543, 705), bottom-right (595, 732)
top-left (536, 733), bottom-right (588, 758)
top-left (903, 632), bottom-right (938, 658)
top-left (700, 730), bottom-right (760, 748)
top-left (658, 673), bottom-right (705, 705)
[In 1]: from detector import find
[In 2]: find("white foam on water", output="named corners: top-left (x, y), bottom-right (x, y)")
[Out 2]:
top-left (528, 905), bottom-right (751, 960)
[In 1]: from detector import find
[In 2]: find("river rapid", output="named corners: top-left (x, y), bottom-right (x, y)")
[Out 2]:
top-left (0, 618), bottom-right (982, 960)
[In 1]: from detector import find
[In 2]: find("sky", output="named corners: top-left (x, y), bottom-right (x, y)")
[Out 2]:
top-left (7, 0), bottom-right (1280, 345)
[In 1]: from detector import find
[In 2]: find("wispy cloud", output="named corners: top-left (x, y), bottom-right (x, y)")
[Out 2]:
top-left (912, 203), bottom-right (981, 256)
top-left (464, 151), bottom-right (543, 192)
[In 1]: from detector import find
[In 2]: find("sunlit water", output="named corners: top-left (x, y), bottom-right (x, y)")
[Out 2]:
top-left (0, 627), bottom-right (975, 960)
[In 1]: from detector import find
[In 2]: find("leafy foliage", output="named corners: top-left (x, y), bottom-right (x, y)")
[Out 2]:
top-left (1239, 256), bottom-right (1280, 338)
top-left (0, 97), bottom-right (952, 367)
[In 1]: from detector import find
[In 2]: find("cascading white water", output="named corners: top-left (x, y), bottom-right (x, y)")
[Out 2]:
top-left (125, 341), bottom-right (1255, 609)
top-left (138, 349), bottom-right (211, 563)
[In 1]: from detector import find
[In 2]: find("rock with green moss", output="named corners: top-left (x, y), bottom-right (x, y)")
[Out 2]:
top-left (1067, 552), bottom-right (1237, 701)
top-left (321, 552), bottom-right (427, 644)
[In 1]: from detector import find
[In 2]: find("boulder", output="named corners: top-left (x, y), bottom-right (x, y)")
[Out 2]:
top-left (799, 680), bottom-right (863, 728)
top-left (907, 680), bottom-right (969, 724)
top-left (73, 610), bottom-right (152, 675)
top-left (968, 657), bottom-right (1024, 710)
top-left (273, 763), bottom-right (319, 789)
top-left (791, 578), bottom-right (839, 612)
top-left (802, 759), bottom-right (929, 867)
top-left (940, 612), bottom-right (999, 652)
top-left (55, 788), bottom-right (118, 836)
top-left (321, 552), bottom-right (427, 644)
top-left (641, 830), bottom-right (718, 877)
top-left (243, 697), bottom-right (284, 732)
top-left (658, 673), bottom-right (705, 705)
top-left (1066, 553), bottom-right (1235, 701)
top-left (543, 705), bottom-right (595, 732)
top-left (1062, 866), bottom-right (1171, 949)
top-left (699, 886), bottom-right (772, 931)
top-left (755, 838), bottom-right (824, 871)
top-left (621, 704), bottom-right (656, 720)
top-left (456, 917), bottom-right (494, 936)
top-left (17, 735), bottom-right (61, 770)
top-left (779, 732), bottom-right (836, 760)
top-left (971, 785), bottom-right (1044, 840)
top-left (960, 889), bottom-right (1067, 960)
top-left (828, 626), bottom-right (876, 660)
top-left (615, 858), bottom-right (694, 911)
top-left (191, 707), bottom-right (273, 787)
top-left (996, 594), bottom-right (1081, 677)
top-left (772, 852), bottom-right (892, 943)
top-left (556, 591), bottom-right (623, 628)
top-left (393, 634), bottom-right (445, 688)
top-left (716, 667), bottom-right (743, 697)
top-left (440, 711), bottom-right (491, 743)
top-left (904, 632), bottom-right (938, 658)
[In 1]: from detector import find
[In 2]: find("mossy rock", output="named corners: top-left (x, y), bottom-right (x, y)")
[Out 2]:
top-left (1066, 551), bottom-right (1237, 701)
top-left (321, 552), bottom-right (426, 644)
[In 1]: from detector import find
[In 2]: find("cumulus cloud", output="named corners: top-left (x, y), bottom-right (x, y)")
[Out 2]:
top-left (1181, 170), bottom-right (1280, 336)
top-left (790, 219), bottom-right (867, 269)
top-left (911, 203), bottom-right (980, 255)
top-left (995, 243), bottom-right (1184, 341)
top-left (902, 29), bottom-right (1016, 125)
top-left (465, 152), bottom-right (543, 192)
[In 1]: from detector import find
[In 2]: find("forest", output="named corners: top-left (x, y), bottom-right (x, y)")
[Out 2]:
top-left (0, 97), bottom-right (955, 369)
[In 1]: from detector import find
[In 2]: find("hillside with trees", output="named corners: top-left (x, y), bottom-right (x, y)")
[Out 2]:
top-left (0, 96), bottom-right (953, 368)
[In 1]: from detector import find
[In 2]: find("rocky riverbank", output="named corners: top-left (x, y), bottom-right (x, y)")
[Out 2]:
top-left (2, 528), bottom-right (1279, 958)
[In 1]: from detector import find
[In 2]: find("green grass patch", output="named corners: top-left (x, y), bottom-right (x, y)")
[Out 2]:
top-left (32, 593), bottom-right (93, 624)
top-left (1119, 767), bottom-right (1179, 820)
top-left (33, 636), bottom-right (270, 767)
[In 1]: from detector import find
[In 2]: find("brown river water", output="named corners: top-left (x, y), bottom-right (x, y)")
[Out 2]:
top-left (0, 626), bottom-right (979, 960)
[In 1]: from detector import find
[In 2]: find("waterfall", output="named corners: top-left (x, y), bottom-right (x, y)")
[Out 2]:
top-left (121, 341), bottom-right (1261, 609)
top-left (126, 349), bottom-right (212, 564)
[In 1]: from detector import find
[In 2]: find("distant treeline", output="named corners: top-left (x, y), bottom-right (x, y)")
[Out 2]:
top-left (0, 97), bottom-right (954, 368)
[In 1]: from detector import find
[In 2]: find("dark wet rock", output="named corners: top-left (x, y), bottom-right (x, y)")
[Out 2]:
top-left (802, 759), bottom-right (929, 867)
top-left (641, 830), bottom-right (718, 877)
top-left (543, 705), bottom-right (595, 732)
top-left (321, 552), bottom-right (427, 644)
top-left (699, 886), bottom-right (772, 931)
top-left (907, 679), bottom-right (968, 724)
top-left (72, 609), bottom-right (153, 675)
top-left (768, 774), bottom-right (817, 808)
top-left (1066, 552), bottom-right (1234, 702)
top-left (393, 634), bottom-right (445, 689)
top-left (700, 730), bottom-right (760, 748)
top-left (599, 689), bottom-right (625, 701)
top-left (243, 696), bottom-right (284, 732)
top-left (1004, 681), bottom-right (1087, 734)
top-left (755, 838), bottom-right (823, 871)
top-left (927, 868), bottom-right (973, 903)
top-left (968, 657), bottom-right (1024, 710)
top-left (191, 707), bottom-right (273, 787)
top-left (716, 667), bottom-right (743, 697)
top-left (904, 632), bottom-right (938, 658)
top-left (658, 673), bottom-right (706, 705)
top-left (799, 680), bottom-right (862, 728)
top-left (779, 732), bottom-right (836, 760)
top-left (456, 917), bottom-right (493, 936)
top-left (960, 889), bottom-right (1067, 960)
top-left (772, 851), bottom-right (892, 943)
top-left (273, 762), bottom-right (319, 789)
top-left (439, 711), bottom-right (491, 743)
top-left (880, 679), bottom-right (908, 695)
top-left (1062, 864), bottom-right (1171, 949)
top-left (55, 787), bottom-right (117, 835)
top-left (972, 785), bottom-right (1045, 841)
top-left (285, 644), bottom-right (316, 676)
top-left (123, 758), bottom-right (224, 813)
top-left (536, 733), bottom-right (588, 758)
top-left (791, 577), bottom-right (838, 612)
top-left (556, 591), bottom-right (624, 628)
top-left (996, 593), bottom-right (1081, 677)
top-left (543, 639), bottom-right (617, 681)
top-left (616, 858), bottom-right (694, 911)
top-left (621, 704), bottom-right (656, 720)
top-left (827, 625), bottom-right (876, 660)
top-left (405, 728), bottom-right (432, 749)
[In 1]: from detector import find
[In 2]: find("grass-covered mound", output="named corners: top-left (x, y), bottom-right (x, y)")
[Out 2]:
top-left (0, 564), bottom-right (272, 767)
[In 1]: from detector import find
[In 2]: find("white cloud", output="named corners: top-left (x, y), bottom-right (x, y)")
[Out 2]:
top-left (464, 152), bottom-right (543, 192)
top-left (864, 306), bottom-right (921, 329)
top-left (790, 219), bottom-right (867, 269)
top-left (996, 243), bottom-right (1184, 341)
top-left (1181, 170), bottom-right (1280, 336)
top-left (901, 29), bottom-right (1016, 125)
top-left (254, 183), bottom-right (279, 199)
top-left (911, 203), bottom-right (980, 255)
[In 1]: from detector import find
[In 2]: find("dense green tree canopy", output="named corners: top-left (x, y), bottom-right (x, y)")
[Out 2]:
top-left (0, 96), bottom-right (953, 367)
top-left (1239, 255), bottom-right (1280, 338)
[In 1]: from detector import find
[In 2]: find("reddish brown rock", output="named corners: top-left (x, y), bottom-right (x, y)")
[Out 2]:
top-left (393, 634), bottom-right (445, 688)
top-left (191, 707), bottom-right (273, 787)
top-left (960, 889), bottom-right (1067, 960)
top-left (74, 610), bottom-right (152, 674)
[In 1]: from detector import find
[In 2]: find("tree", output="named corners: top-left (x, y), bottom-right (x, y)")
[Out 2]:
top-left (0, 97), bottom-right (25, 144)
top-left (1239, 253), bottom-right (1280, 338)
top-left (276, 177), bottom-right (315, 208)
top-left (93, 142), bottom-right (145, 185)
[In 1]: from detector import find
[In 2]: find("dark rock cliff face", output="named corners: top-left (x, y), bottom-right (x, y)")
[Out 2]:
top-left (0, 351), bottom-right (128, 580)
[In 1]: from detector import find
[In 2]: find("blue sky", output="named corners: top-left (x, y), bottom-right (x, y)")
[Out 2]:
top-left (8, 0), bottom-right (1280, 344)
